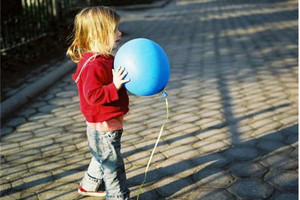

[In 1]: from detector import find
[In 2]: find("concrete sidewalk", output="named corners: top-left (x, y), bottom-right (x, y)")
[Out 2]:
top-left (1, 0), bottom-right (298, 199)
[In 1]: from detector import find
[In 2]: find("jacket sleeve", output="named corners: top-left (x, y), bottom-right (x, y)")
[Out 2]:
top-left (81, 64), bottom-right (119, 105)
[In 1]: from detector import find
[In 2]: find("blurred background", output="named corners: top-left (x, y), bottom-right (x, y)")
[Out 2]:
top-left (1, 0), bottom-right (155, 102)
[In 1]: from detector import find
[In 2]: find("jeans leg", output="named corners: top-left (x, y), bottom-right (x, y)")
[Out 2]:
top-left (81, 156), bottom-right (104, 191)
top-left (87, 127), bottom-right (130, 200)
top-left (81, 127), bottom-right (106, 191)
top-left (102, 130), bottom-right (130, 200)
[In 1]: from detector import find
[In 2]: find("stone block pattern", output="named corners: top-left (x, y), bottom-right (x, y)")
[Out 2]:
top-left (1, 0), bottom-right (298, 199)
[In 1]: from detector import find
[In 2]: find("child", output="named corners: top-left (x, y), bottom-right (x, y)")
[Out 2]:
top-left (66, 6), bottom-right (130, 200)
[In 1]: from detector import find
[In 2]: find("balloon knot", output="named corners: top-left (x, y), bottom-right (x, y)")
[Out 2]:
top-left (161, 90), bottom-right (168, 98)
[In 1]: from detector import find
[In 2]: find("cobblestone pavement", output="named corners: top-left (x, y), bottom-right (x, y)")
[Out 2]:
top-left (1, 0), bottom-right (298, 199)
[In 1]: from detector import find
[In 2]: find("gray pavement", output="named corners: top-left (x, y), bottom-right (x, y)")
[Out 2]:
top-left (0, 0), bottom-right (298, 199)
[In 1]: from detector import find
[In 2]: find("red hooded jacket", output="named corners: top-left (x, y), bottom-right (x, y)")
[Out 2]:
top-left (72, 52), bottom-right (129, 122)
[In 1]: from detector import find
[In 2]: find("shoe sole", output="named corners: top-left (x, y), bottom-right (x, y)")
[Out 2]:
top-left (78, 189), bottom-right (106, 197)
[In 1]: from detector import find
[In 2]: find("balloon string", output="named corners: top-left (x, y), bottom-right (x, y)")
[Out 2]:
top-left (137, 91), bottom-right (169, 200)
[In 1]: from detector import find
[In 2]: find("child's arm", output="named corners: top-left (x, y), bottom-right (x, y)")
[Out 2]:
top-left (82, 65), bottom-right (125, 105)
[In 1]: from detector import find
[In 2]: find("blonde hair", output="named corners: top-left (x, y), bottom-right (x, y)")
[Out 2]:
top-left (67, 6), bottom-right (120, 63)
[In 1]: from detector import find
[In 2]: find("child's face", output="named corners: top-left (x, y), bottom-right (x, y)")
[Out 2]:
top-left (113, 26), bottom-right (122, 49)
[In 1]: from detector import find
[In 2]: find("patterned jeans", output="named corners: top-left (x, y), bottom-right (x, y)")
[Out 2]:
top-left (81, 126), bottom-right (130, 200)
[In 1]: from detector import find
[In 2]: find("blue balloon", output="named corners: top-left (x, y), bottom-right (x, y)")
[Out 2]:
top-left (114, 38), bottom-right (170, 96)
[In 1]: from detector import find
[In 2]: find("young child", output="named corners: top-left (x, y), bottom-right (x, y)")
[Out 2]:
top-left (66, 6), bottom-right (130, 200)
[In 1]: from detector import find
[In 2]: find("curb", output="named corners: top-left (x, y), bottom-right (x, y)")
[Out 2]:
top-left (1, 58), bottom-right (76, 123)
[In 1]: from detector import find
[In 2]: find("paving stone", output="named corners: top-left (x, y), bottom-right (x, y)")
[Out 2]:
top-left (172, 113), bottom-right (200, 123)
top-left (43, 93), bottom-right (55, 101)
top-left (0, 163), bottom-right (28, 179)
top-left (33, 127), bottom-right (64, 138)
top-left (123, 122), bottom-right (146, 130)
top-left (20, 137), bottom-right (54, 149)
top-left (224, 146), bottom-right (260, 161)
top-left (72, 115), bottom-right (86, 123)
top-left (265, 170), bottom-right (298, 191)
top-left (155, 176), bottom-right (193, 197)
top-left (27, 158), bottom-right (64, 171)
top-left (163, 131), bottom-right (200, 145)
top-left (5, 152), bottom-right (42, 164)
top-left (16, 122), bottom-right (45, 132)
top-left (289, 147), bottom-right (298, 159)
top-left (179, 188), bottom-right (236, 200)
top-left (41, 144), bottom-right (64, 156)
top-left (52, 167), bottom-right (85, 182)
top-left (6, 117), bottom-right (27, 127)
top-left (0, 142), bottom-right (21, 155)
top-left (121, 144), bottom-right (138, 158)
top-left (250, 119), bottom-right (282, 131)
top-left (196, 128), bottom-right (230, 141)
top-left (194, 139), bottom-right (230, 154)
top-left (228, 178), bottom-right (275, 199)
top-left (190, 153), bottom-right (231, 169)
top-left (171, 105), bottom-right (199, 114)
top-left (129, 183), bottom-right (160, 200)
top-left (161, 145), bottom-right (200, 160)
top-left (121, 132), bottom-right (144, 144)
top-left (48, 98), bottom-right (74, 106)
top-left (64, 103), bottom-right (79, 110)
top-left (127, 150), bottom-right (165, 166)
top-left (279, 115), bottom-right (298, 125)
top-left (0, 126), bottom-right (14, 136)
top-left (285, 132), bottom-right (298, 145)
top-left (0, 178), bottom-right (12, 196)
top-left (124, 113), bottom-right (149, 123)
top-left (256, 139), bottom-right (291, 153)
top-left (229, 161), bottom-right (268, 177)
top-left (258, 131), bottom-right (286, 142)
top-left (200, 110), bottom-right (224, 119)
top-left (54, 133), bottom-right (84, 144)
top-left (45, 117), bottom-right (74, 127)
top-left (260, 154), bottom-right (296, 169)
top-left (167, 123), bottom-right (199, 134)
top-left (8, 171), bottom-right (54, 194)
top-left (37, 188), bottom-right (79, 200)
top-left (65, 125), bottom-right (86, 132)
top-left (127, 164), bottom-right (165, 186)
top-left (28, 113), bottom-right (56, 123)
top-left (75, 140), bottom-right (88, 150)
top-left (145, 118), bottom-right (169, 129)
top-left (156, 159), bottom-right (196, 178)
top-left (193, 168), bottom-right (234, 188)
top-left (31, 101), bottom-right (47, 108)
top-left (133, 138), bottom-right (168, 152)
top-left (251, 125), bottom-right (282, 138)
top-left (0, 192), bottom-right (22, 200)
top-left (270, 191), bottom-right (298, 200)
top-left (55, 90), bottom-right (77, 98)
top-left (196, 118), bottom-right (226, 129)
top-left (53, 109), bottom-right (81, 118)
top-left (2, 132), bottom-right (34, 142)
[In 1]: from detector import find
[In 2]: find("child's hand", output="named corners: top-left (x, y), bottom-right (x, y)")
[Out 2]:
top-left (112, 67), bottom-right (130, 90)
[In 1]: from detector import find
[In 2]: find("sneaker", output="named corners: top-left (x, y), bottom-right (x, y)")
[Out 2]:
top-left (78, 185), bottom-right (106, 197)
